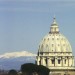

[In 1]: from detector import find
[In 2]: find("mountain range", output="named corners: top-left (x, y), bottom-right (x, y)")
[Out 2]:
top-left (0, 51), bottom-right (36, 70)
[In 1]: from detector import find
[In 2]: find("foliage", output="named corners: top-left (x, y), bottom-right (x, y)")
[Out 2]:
top-left (21, 63), bottom-right (50, 75)
top-left (38, 65), bottom-right (50, 75)
top-left (8, 69), bottom-right (18, 75)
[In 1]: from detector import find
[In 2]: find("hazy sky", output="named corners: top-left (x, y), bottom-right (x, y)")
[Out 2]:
top-left (0, 0), bottom-right (75, 55)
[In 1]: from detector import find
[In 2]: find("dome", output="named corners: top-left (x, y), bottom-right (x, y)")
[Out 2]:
top-left (36, 17), bottom-right (75, 70)
top-left (39, 33), bottom-right (72, 53)
top-left (38, 17), bottom-right (72, 53)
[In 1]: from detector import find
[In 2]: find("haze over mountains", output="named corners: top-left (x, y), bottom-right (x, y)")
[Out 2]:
top-left (0, 51), bottom-right (36, 70)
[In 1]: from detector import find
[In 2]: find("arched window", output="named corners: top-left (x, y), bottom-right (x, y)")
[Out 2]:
top-left (39, 60), bottom-right (41, 65)
top-left (46, 44), bottom-right (49, 51)
top-left (46, 44), bottom-right (48, 48)
top-left (45, 58), bottom-right (47, 65)
top-left (58, 44), bottom-right (60, 46)
top-left (65, 59), bottom-right (66, 64)
top-left (52, 50), bottom-right (53, 52)
top-left (55, 28), bottom-right (56, 32)
top-left (58, 59), bottom-right (60, 64)
top-left (51, 59), bottom-right (55, 64)
top-left (52, 38), bottom-right (54, 40)
top-left (48, 38), bottom-right (49, 41)
top-left (57, 38), bottom-right (59, 40)
top-left (52, 44), bottom-right (54, 47)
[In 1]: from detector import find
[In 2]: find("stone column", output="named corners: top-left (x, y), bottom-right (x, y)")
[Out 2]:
top-left (47, 57), bottom-right (50, 67)
top-left (68, 57), bottom-right (69, 67)
top-left (41, 57), bottom-right (43, 65)
top-left (68, 57), bottom-right (70, 67)
top-left (73, 57), bottom-right (74, 66)
top-left (49, 58), bottom-right (52, 66)
top-left (72, 57), bottom-right (73, 66)
top-left (37, 56), bottom-right (40, 65)
top-left (43, 57), bottom-right (46, 66)
top-left (61, 57), bottom-right (63, 67)
top-left (62, 57), bottom-right (65, 67)
top-left (72, 56), bottom-right (74, 67)
top-left (55, 57), bottom-right (57, 66)
top-left (68, 57), bottom-right (72, 66)
top-left (41, 57), bottom-right (44, 65)
top-left (46, 57), bottom-right (48, 67)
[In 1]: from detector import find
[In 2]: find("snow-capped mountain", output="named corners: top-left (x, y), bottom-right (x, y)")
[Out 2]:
top-left (0, 51), bottom-right (36, 70)
top-left (0, 51), bottom-right (36, 58)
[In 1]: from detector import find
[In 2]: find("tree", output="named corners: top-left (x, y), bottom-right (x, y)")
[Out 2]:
top-left (21, 63), bottom-right (50, 75)
top-left (8, 69), bottom-right (18, 75)
top-left (38, 65), bottom-right (50, 75)
top-left (21, 63), bottom-right (38, 75)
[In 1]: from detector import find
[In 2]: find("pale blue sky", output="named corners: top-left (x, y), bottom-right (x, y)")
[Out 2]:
top-left (0, 0), bottom-right (75, 55)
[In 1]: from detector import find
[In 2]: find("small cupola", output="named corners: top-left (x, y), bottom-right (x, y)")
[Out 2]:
top-left (49, 17), bottom-right (59, 33)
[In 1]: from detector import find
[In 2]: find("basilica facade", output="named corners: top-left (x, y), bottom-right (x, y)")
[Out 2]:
top-left (36, 17), bottom-right (75, 75)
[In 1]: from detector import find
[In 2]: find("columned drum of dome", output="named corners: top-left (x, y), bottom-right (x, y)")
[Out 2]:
top-left (36, 17), bottom-right (75, 71)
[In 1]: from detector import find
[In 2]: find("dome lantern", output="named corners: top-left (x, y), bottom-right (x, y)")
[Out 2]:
top-left (50, 17), bottom-right (59, 33)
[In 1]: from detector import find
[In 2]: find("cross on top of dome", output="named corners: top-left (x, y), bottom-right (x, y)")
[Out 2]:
top-left (51, 16), bottom-right (58, 25)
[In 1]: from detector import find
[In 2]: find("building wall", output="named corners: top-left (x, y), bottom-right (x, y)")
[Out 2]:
top-left (49, 70), bottom-right (75, 75)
